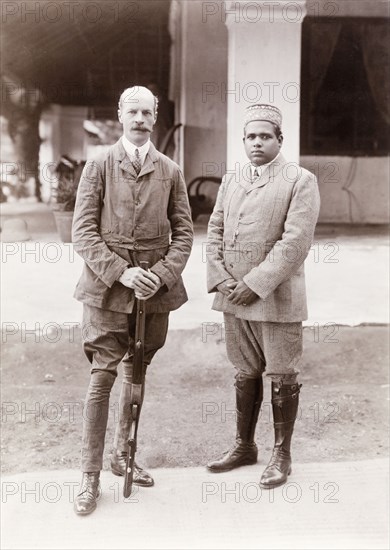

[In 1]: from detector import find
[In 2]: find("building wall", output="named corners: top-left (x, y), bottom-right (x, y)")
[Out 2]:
top-left (301, 0), bottom-right (389, 223)
top-left (178, 0), bottom-right (389, 224)
top-left (34, 0), bottom-right (388, 223)
top-left (301, 156), bottom-right (389, 224)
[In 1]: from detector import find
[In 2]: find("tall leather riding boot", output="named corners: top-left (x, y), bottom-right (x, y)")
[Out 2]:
top-left (259, 381), bottom-right (301, 489)
top-left (207, 376), bottom-right (263, 472)
top-left (111, 369), bottom-right (154, 487)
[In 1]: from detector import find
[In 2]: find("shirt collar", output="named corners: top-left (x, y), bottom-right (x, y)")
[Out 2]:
top-left (121, 135), bottom-right (150, 165)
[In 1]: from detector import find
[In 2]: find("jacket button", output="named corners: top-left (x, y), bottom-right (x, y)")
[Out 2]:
top-left (229, 263), bottom-right (233, 268)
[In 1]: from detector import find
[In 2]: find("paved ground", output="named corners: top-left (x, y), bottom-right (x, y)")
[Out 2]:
top-left (1, 460), bottom-right (389, 550)
top-left (1, 201), bottom-right (389, 549)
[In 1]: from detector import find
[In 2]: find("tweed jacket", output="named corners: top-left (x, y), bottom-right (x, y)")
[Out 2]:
top-left (72, 139), bottom-right (193, 313)
top-left (207, 154), bottom-right (320, 322)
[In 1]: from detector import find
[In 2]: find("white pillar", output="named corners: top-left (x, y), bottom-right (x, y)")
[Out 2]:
top-left (39, 104), bottom-right (88, 202)
top-left (224, 0), bottom-right (307, 168)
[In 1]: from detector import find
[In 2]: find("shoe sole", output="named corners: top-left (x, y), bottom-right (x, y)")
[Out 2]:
top-left (74, 503), bottom-right (97, 516)
top-left (206, 458), bottom-right (258, 473)
top-left (111, 467), bottom-right (124, 477)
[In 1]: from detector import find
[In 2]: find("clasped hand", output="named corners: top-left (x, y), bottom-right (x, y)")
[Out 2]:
top-left (119, 267), bottom-right (162, 299)
top-left (217, 279), bottom-right (258, 306)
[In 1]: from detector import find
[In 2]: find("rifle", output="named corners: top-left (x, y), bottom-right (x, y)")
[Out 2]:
top-left (123, 261), bottom-right (148, 498)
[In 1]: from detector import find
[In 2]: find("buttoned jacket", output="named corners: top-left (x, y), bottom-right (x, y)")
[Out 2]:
top-left (72, 139), bottom-right (193, 313)
top-left (207, 154), bottom-right (320, 322)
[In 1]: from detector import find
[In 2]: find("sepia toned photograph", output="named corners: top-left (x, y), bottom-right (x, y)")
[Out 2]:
top-left (1, 1), bottom-right (389, 548)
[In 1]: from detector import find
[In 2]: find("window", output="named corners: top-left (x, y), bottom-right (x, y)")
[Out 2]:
top-left (301, 18), bottom-right (389, 156)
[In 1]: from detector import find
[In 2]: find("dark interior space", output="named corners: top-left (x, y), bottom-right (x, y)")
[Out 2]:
top-left (301, 17), bottom-right (389, 156)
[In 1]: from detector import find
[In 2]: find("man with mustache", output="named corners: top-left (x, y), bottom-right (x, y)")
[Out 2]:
top-left (72, 86), bottom-right (193, 515)
top-left (206, 104), bottom-right (320, 489)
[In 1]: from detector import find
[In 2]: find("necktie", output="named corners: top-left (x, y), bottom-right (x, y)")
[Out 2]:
top-left (252, 167), bottom-right (258, 183)
top-left (133, 148), bottom-right (141, 175)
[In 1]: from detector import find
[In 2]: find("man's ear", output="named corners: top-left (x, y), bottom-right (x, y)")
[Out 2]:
top-left (278, 134), bottom-right (284, 147)
top-left (118, 109), bottom-right (122, 123)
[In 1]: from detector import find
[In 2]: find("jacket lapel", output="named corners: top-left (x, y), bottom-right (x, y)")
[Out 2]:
top-left (240, 161), bottom-right (270, 193)
top-left (250, 165), bottom-right (271, 190)
top-left (240, 163), bottom-right (255, 192)
top-left (139, 142), bottom-right (158, 177)
top-left (114, 139), bottom-right (137, 176)
top-left (246, 154), bottom-right (287, 192)
top-left (115, 138), bottom-right (159, 178)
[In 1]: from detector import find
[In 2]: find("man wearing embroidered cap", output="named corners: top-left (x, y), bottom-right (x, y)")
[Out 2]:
top-left (206, 104), bottom-right (320, 489)
top-left (72, 86), bottom-right (193, 515)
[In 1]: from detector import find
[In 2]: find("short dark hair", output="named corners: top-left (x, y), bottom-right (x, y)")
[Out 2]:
top-left (273, 124), bottom-right (282, 139)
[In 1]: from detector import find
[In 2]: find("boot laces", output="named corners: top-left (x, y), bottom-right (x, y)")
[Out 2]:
top-left (219, 440), bottom-right (255, 458)
top-left (79, 473), bottom-right (99, 498)
top-left (268, 446), bottom-right (290, 468)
